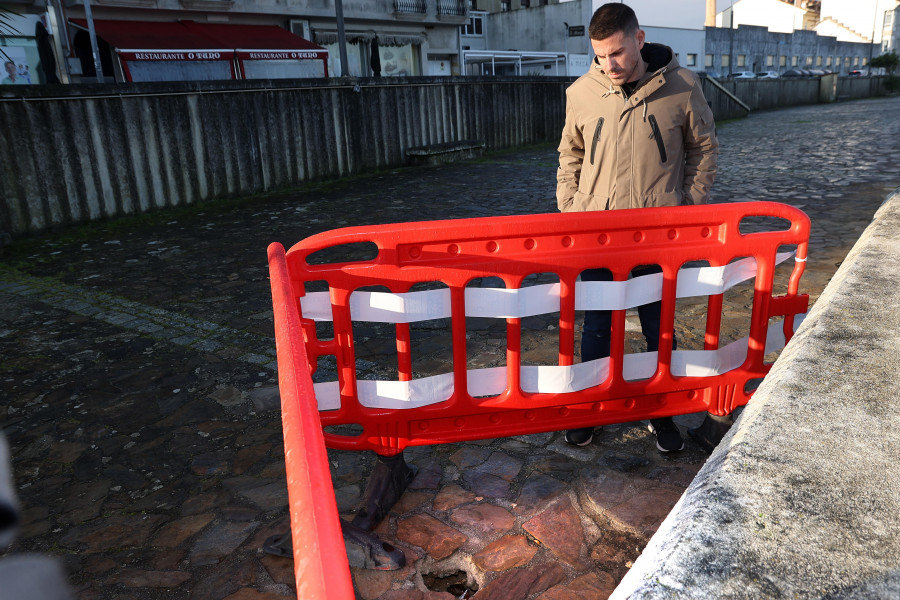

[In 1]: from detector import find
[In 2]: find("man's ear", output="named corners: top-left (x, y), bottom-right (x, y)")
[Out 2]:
top-left (635, 29), bottom-right (645, 49)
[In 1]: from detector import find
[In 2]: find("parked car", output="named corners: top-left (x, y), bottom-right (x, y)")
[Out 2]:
top-left (780, 69), bottom-right (804, 77)
top-left (702, 70), bottom-right (723, 79)
top-left (755, 71), bottom-right (779, 79)
top-left (729, 71), bottom-right (756, 79)
top-left (849, 69), bottom-right (867, 77)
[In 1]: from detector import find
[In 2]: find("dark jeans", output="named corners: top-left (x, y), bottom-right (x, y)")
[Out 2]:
top-left (580, 265), bottom-right (676, 362)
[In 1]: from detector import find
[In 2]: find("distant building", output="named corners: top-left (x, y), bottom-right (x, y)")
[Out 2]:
top-left (459, 0), bottom-right (584, 75)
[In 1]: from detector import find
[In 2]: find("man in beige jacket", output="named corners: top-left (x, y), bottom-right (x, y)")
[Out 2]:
top-left (557, 3), bottom-right (718, 452)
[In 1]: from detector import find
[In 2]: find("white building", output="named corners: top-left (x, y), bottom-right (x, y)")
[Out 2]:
top-left (715, 0), bottom-right (808, 34)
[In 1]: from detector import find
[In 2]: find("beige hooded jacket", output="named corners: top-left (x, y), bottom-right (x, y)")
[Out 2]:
top-left (557, 43), bottom-right (718, 213)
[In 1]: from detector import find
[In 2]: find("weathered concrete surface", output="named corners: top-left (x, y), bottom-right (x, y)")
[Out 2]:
top-left (613, 188), bottom-right (900, 600)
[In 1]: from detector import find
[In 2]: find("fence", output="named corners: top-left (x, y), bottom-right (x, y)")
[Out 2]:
top-left (267, 201), bottom-right (811, 596)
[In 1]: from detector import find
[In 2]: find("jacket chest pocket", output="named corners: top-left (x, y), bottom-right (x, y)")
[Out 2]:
top-left (589, 117), bottom-right (604, 165)
top-left (647, 114), bottom-right (667, 163)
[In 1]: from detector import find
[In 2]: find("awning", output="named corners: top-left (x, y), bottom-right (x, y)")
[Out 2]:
top-left (69, 19), bottom-right (328, 81)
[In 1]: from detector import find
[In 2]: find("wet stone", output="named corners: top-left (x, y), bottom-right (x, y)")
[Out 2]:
top-left (449, 503), bottom-right (515, 537)
top-left (472, 535), bottom-right (538, 571)
top-left (152, 513), bottom-right (215, 547)
top-left (105, 569), bottom-right (192, 588)
top-left (432, 484), bottom-right (477, 511)
top-left (474, 563), bottom-right (567, 600)
top-left (189, 521), bottom-right (257, 566)
top-left (396, 514), bottom-right (467, 560)
top-left (512, 473), bottom-right (567, 515)
top-left (522, 496), bottom-right (585, 568)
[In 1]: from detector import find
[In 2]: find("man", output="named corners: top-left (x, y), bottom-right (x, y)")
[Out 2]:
top-left (2, 61), bottom-right (26, 85)
top-left (557, 3), bottom-right (718, 452)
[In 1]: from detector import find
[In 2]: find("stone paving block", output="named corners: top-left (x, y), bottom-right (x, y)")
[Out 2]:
top-left (396, 514), bottom-right (467, 560)
top-left (522, 496), bottom-right (587, 569)
top-left (472, 534), bottom-right (538, 571)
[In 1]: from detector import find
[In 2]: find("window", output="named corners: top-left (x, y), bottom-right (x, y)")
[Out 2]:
top-left (779, 55), bottom-right (786, 67)
top-left (826, 56), bottom-right (832, 67)
top-left (500, 0), bottom-right (510, 11)
top-left (461, 13), bottom-right (484, 36)
top-left (767, 55), bottom-right (774, 67)
top-left (791, 55), bottom-right (798, 66)
top-left (705, 53), bottom-right (713, 67)
top-left (852, 56), bottom-right (858, 66)
top-left (737, 54), bottom-right (746, 67)
top-left (885, 10), bottom-right (894, 27)
top-left (835, 56), bottom-right (841, 67)
top-left (721, 54), bottom-right (730, 67)
top-left (805, 56), bottom-right (813, 66)
top-left (521, 0), bottom-right (530, 6)
top-left (687, 53), bottom-right (697, 67)
top-left (862, 57), bottom-right (868, 66)
top-left (816, 56), bottom-right (822, 66)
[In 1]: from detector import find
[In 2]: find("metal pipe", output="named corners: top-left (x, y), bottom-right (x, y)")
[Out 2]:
top-left (83, 0), bottom-right (104, 81)
top-left (335, 0), bottom-right (350, 76)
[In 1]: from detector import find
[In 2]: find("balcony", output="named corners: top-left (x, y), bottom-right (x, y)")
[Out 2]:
top-left (437, 0), bottom-right (467, 17)
top-left (394, 0), bottom-right (426, 15)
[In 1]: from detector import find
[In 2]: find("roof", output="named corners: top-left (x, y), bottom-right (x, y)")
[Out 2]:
top-left (68, 19), bottom-right (325, 53)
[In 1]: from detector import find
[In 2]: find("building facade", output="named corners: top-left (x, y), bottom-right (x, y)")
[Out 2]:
top-left (1, 0), bottom-right (469, 83)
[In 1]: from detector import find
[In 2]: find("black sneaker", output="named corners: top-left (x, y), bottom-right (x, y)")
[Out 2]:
top-left (565, 427), bottom-right (594, 447)
top-left (648, 418), bottom-right (684, 453)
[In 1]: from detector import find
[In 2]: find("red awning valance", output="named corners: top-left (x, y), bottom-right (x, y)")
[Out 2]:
top-left (69, 19), bottom-right (326, 55)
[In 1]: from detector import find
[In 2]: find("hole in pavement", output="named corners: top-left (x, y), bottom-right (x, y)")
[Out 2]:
top-left (422, 569), bottom-right (478, 598)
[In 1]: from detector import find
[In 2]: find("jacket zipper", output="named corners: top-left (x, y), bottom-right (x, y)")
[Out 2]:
top-left (648, 114), bottom-right (667, 163)
top-left (589, 117), bottom-right (604, 165)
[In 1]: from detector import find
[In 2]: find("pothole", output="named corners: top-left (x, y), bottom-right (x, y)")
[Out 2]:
top-left (422, 569), bottom-right (478, 598)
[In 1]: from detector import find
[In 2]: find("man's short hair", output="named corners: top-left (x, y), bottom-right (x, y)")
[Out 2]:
top-left (589, 3), bottom-right (640, 41)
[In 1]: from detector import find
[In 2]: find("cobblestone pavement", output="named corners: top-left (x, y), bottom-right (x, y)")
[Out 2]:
top-left (2, 95), bottom-right (899, 600)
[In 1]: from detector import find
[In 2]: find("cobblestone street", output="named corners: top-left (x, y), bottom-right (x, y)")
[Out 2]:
top-left (2, 95), bottom-right (899, 599)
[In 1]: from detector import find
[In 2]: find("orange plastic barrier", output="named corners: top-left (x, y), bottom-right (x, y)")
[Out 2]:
top-left (267, 202), bottom-right (809, 595)
top-left (268, 249), bottom-right (355, 600)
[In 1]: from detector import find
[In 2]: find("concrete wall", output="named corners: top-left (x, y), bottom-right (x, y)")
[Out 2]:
top-left (705, 25), bottom-right (876, 75)
top-left (0, 75), bottom-right (887, 239)
top-left (611, 186), bottom-right (900, 600)
top-left (0, 77), bottom-right (569, 238)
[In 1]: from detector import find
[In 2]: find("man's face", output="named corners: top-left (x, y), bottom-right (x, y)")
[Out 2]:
top-left (591, 29), bottom-right (645, 84)
top-left (4, 63), bottom-right (15, 77)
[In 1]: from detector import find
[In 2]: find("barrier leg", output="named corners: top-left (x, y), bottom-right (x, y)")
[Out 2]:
top-left (352, 452), bottom-right (418, 531)
top-left (263, 522), bottom-right (406, 571)
top-left (688, 412), bottom-right (735, 454)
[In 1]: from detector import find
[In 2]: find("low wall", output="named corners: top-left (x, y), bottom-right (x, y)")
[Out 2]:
top-left (0, 75), bottom-right (888, 240)
top-left (0, 76), bottom-right (570, 238)
top-left (612, 187), bottom-right (900, 599)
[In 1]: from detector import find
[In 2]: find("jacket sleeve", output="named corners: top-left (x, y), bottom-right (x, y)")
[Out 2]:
top-left (556, 91), bottom-right (584, 212)
top-left (681, 80), bottom-right (718, 205)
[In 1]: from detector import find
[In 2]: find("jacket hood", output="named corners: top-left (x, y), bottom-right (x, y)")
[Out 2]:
top-left (590, 42), bottom-right (678, 88)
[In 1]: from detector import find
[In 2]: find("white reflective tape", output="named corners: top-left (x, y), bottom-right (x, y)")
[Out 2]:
top-left (311, 314), bottom-right (806, 409)
top-left (299, 292), bottom-right (333, 321)
top-left (313, 380), bottom-right (341, 411)
top-left (466, 284), bottom-right (561, 318)
top-left (299, 253), bottom-right (795, 323)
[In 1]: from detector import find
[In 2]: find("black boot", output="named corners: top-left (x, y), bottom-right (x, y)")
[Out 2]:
top-left (688, 412), bottom-right (734, 454)
top-left (351, 452), bottom-right (418, 531)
